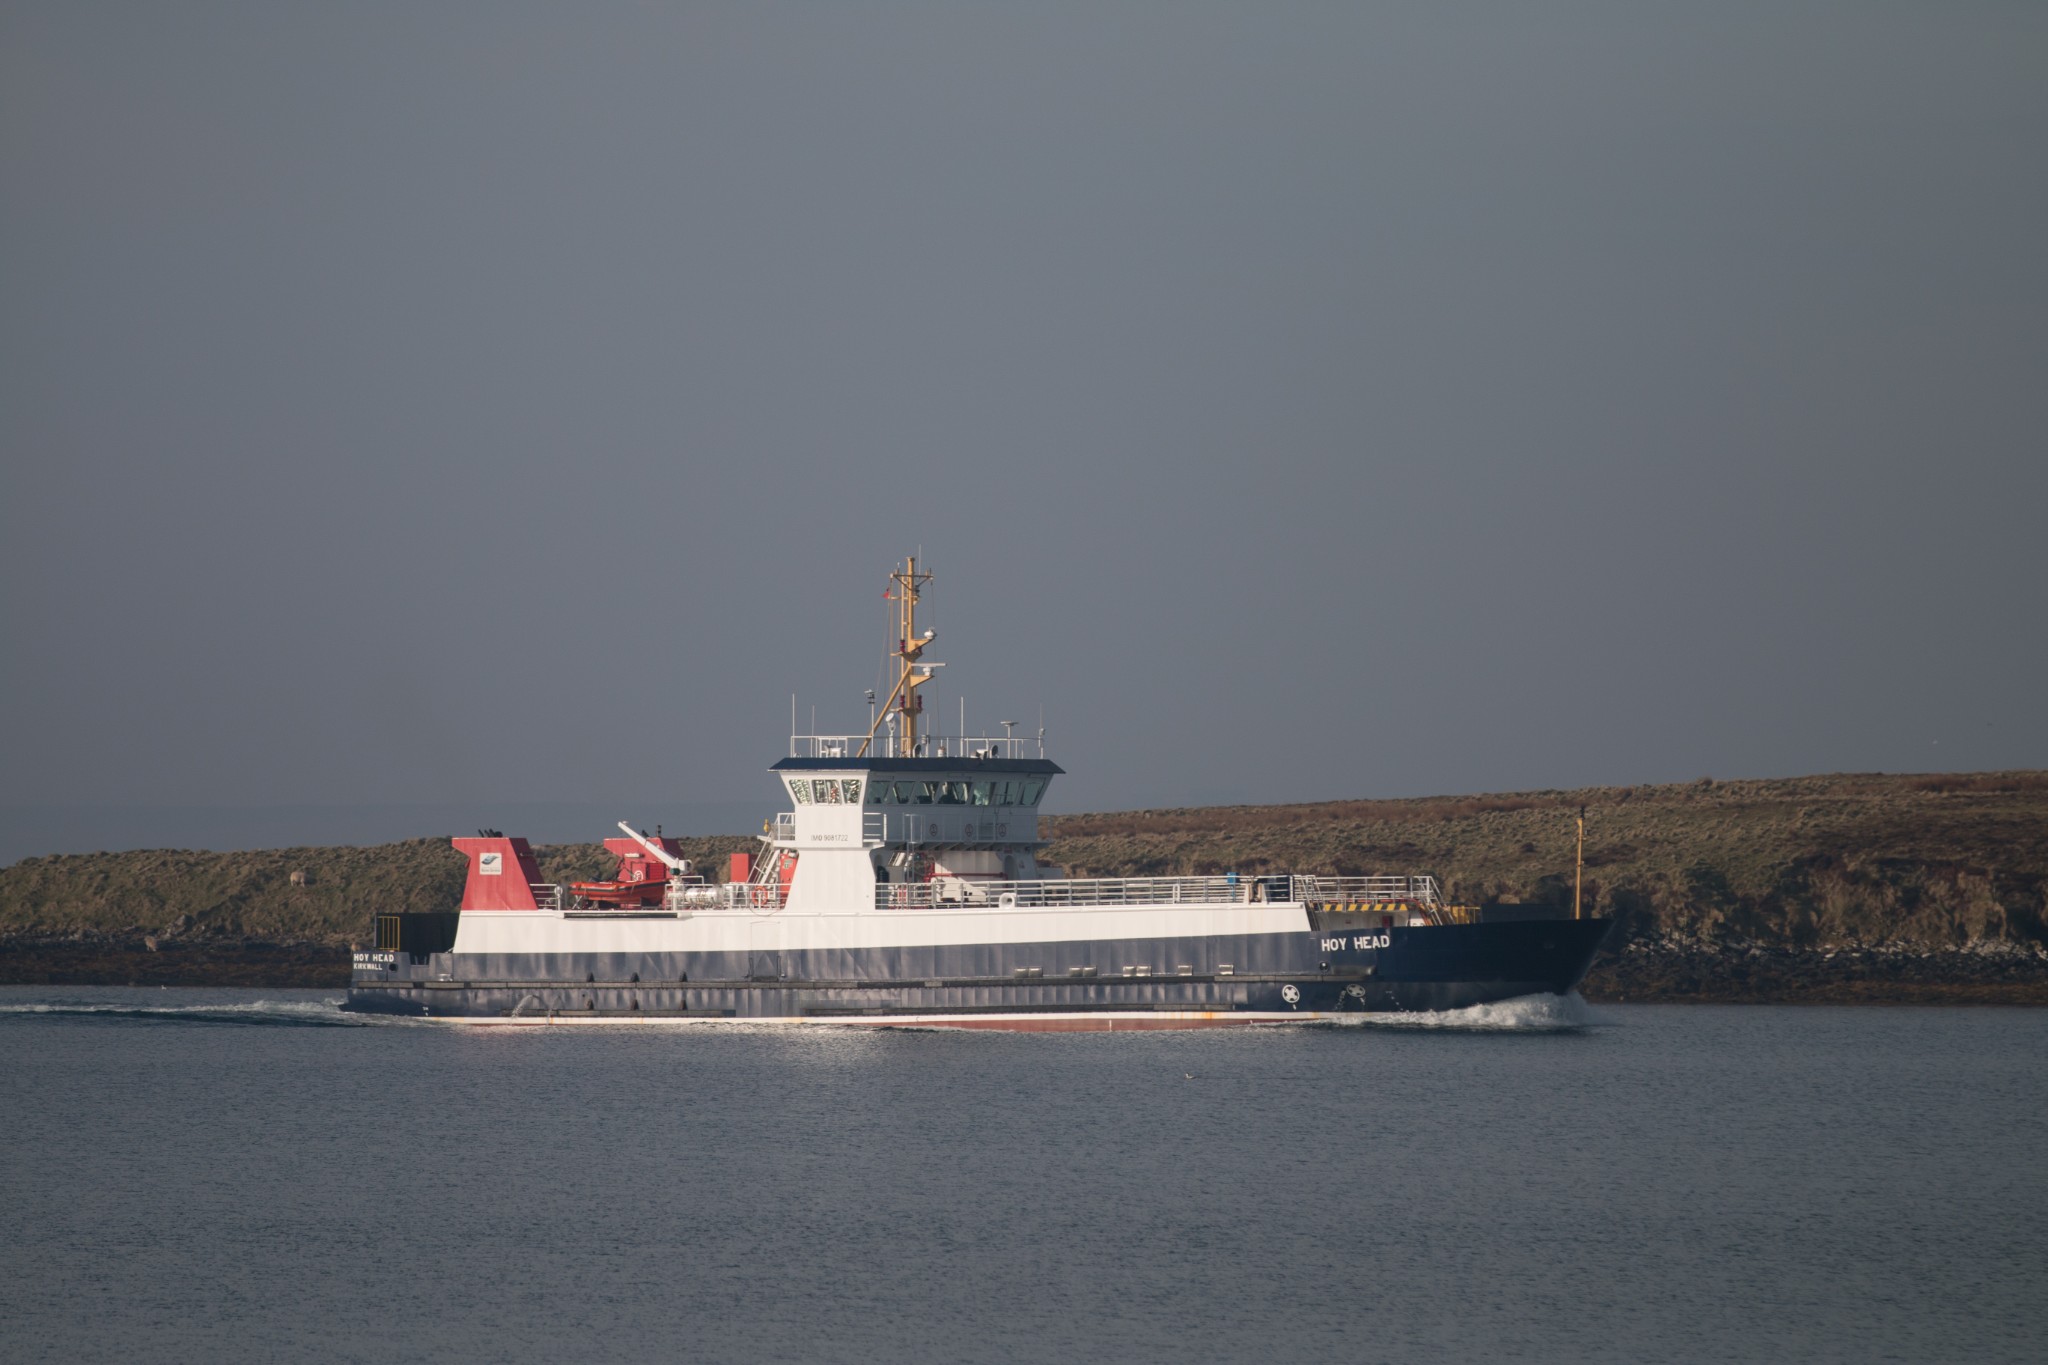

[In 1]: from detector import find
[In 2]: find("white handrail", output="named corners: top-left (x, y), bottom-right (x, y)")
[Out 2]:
top-left (663, 881), bottom-right (787, 913)
top-left (1288, 875), bottom-right (1440, 906)
top-left (539, 873), bottom-right (1440, 918)
top-left (788, 731), bottom-right (1043, 760)
top-left (870, 872), bottom-right (1440, 912)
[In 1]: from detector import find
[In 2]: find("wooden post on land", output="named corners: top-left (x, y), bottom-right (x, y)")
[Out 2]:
top-left (1574, 806), bottom-right (1586, 920)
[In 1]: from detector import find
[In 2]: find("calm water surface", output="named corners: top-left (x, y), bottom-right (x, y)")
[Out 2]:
top-left (2, 990), bottom-right (2043, 1364)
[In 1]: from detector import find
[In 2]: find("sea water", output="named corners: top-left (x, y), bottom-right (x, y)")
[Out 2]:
top-left (1, 989), bottom-right (2042, 1364)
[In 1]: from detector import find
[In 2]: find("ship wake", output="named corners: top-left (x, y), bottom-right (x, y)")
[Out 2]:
top-left (0, 996), bottom-right (368, 1027)
top-left (1334, 991), bottom-right (1598, 1032)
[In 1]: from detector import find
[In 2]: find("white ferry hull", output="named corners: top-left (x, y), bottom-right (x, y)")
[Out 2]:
top-left (344, 908), bottom-right (1611, 1027)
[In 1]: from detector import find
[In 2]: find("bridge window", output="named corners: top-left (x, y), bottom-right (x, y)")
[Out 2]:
top-left (971, 781), bottom-right (994, 807)
top-left (813, 779), bottom-right (841, 804)
top-left (867, 781), bottom-right (888, 805)
top-left (842, 779), bottom-right (862, 804)
top-left (1022, 780), bottom-right (1045, 805)
top-left (897, 781), bottom-right (927, 804)
top-left (788, 778), bottom-right (810, 804)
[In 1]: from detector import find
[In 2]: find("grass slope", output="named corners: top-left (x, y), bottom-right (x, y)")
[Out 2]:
top-left (0, 836), bottom-right (754, 946)
top-left (1043, 770), bottom-right (2048, 948)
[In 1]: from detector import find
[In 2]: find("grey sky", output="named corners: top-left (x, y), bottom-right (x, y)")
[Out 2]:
top-left (3, 1), bottom-right (2045, 858)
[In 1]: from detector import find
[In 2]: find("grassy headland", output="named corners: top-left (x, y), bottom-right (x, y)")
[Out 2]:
top-left (3, 772), bottom-right (2044, 1000)
top-left (1042, 770), bottom-right (2048, 1004)
top-left (1044, 770), bottom-right (2048, 949)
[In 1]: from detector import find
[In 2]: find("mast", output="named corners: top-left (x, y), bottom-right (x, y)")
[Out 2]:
top-left (1574, 805), bottom-right (1585, 920)
top-left (858, 556), bottom-right (938, 758)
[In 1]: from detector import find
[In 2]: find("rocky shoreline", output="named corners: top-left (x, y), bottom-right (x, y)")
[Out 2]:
top-left (1581, 938), bottom-right (2048, 1005)
top-left (5, 931), bottom-right (2046, 1004)
top-left (0, 934), bottom-right (347, 988)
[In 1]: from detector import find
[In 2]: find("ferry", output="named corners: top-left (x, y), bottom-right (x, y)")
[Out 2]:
top-left (343, 558), bottom-right (1610, 1028)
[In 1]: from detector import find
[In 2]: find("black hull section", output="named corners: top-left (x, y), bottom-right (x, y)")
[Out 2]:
top-left (345, 916), bottom-right (1612, 1024)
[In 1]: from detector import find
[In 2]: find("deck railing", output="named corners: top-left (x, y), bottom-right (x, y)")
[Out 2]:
top-left (768, 810), bottom-right (1031, 847)
top-left (1284, 875), bottom-right (1440, 906)
top-left (871, 873), bottom-right (1440, 912)
top-left (663, 880), bottom-right (786, 913)
top-left (787, 731), bottom-right (1043, 760)
top-left (534, 872), bottom-right (1443, 918)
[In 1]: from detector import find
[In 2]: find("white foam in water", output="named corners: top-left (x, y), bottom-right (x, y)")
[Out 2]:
top-left (0, 995), bottom-right (367, 1025)
top-left (1333, 991), bottom-right (1599, 1031)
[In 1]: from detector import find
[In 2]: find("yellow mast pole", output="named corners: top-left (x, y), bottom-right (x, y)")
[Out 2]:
top-left (900, 557), bottom-right (920, 754)
top-left (1574, 805), bottom-right (1585, 920)
top-left (858, 557), bottom-right (935, 759)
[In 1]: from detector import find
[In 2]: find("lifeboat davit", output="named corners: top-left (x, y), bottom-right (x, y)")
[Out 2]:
top-left (570, 832), bottom-right (688, 907)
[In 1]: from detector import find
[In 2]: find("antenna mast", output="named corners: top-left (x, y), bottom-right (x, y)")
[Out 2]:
top-left (858, 556), bottom-right (938, 758)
